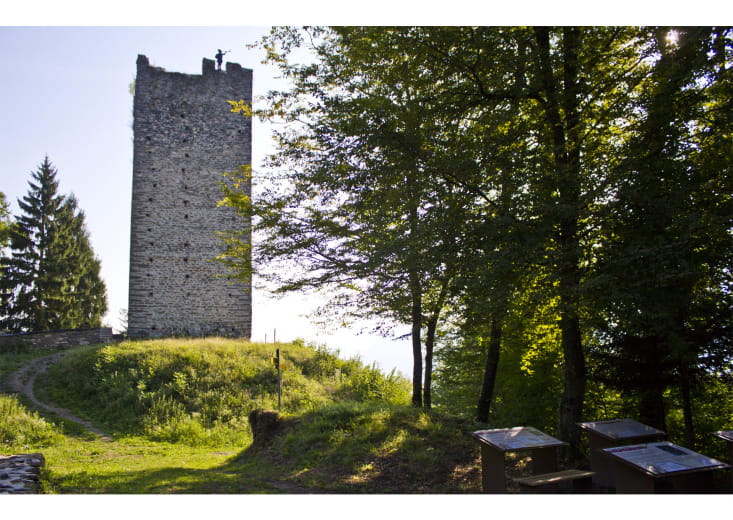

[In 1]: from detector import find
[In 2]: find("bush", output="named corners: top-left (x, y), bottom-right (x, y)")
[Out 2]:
top-left (0, 394), bottom-right (62, 448)
top-left (343, 364), bottom-right (411, 405)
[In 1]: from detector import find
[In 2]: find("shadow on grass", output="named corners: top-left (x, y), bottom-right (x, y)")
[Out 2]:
top-left (45, 403), bottom-right (482, 494)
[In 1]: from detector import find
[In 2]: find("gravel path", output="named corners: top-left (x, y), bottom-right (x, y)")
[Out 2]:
top-left (5, 351), bottom-right (112, 441)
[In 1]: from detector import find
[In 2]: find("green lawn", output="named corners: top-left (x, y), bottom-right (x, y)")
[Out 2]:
top-left (2, 339), bottom-right (481, 494)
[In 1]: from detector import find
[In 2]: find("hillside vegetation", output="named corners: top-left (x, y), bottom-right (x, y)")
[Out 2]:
top-left (1, 339), bottom-right (482, 493)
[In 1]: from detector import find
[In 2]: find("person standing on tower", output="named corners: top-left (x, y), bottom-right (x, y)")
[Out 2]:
top-left (215, 49), bottom-right (229, 70)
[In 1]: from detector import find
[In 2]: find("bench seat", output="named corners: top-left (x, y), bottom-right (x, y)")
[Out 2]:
top-left (514, 469), bottom-right (595, 491)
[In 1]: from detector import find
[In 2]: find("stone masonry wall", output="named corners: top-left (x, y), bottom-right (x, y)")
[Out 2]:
top-left (128, 55), bottom-right (252, 338)
top-left (0, 327), bottom-right (113, 351)
top-left (0, 454), bottom-right (45, 494)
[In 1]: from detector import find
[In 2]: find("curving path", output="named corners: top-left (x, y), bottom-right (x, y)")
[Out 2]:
top-left (5, 351), bottom-right (112, 441)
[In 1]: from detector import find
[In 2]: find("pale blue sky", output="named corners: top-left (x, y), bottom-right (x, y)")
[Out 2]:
top-left (0, 25), bottom-right (414, 376)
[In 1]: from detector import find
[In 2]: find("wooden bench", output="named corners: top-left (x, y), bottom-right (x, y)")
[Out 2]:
top-left (514, 469), bottom-right (595, 492)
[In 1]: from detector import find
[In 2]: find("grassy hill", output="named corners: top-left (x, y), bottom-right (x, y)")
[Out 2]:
top-left (1, 338), bottom-right (482, 493)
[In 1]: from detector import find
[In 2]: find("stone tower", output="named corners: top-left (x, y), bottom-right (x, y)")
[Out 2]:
top-left (128, 55), bottom-right (252, 338)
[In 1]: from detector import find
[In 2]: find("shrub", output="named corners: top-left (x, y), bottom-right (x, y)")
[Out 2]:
top-left (0, 394), bottom-right (62, 448)
top-left (344, 364), bottom-right (411, 405)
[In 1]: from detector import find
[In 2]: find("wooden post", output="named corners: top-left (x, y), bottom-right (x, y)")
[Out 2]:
top-left (611, 461), bottom-right (656, 493)
top-left (587, 432), bottom-right (615, 489)
top-left (276, 348), bottom-right (282, 410)
top-left (480, 444), bottom-right (507, 493)
top-left (729, 443), bottom-right (733, 490)
top-left (531, 446), bottom-right (559, 475)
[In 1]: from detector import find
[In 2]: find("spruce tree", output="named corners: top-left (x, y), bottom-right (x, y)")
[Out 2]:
top-left (0, 157), bottom-right (107, 332)
top-left (52, 195), bottom-right (108, 328)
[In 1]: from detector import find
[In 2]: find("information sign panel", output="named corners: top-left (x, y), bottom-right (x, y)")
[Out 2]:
top-left (473, 426), bottom-right (566, 452)
top-left (578, 418), bottom-right (664, 441)
top-left (714, 430), bottom-right (733, 443)
top-left (603, 441), bottom-right (728, 477)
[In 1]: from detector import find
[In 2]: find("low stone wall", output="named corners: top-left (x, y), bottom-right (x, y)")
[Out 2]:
top-left (0, 453), bottom-right (45, 494)
top-left (0, 327), bottom-right (113, 351)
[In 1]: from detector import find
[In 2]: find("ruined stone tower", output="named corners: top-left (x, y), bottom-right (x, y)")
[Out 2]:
top-left (128, 54), bottom-right (252, 338)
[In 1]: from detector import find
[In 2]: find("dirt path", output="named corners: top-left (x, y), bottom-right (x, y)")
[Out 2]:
top-left (5, 351), bottom-right (112, 441)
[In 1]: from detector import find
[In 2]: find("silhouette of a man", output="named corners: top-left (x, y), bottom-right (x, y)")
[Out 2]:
top-left (215, 49), bottom-right (228, 71)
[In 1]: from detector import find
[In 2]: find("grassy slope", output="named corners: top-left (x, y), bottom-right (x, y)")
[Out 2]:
top-left (1, 339), bottom-right (483, 493)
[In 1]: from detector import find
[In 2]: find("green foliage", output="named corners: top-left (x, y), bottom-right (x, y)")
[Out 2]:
top-left (434, 277), bottom-right (564, 433)
top-left (0, 158), bottom-right (107, 332)
top-left (0, 394), bottom-right (62, 449)
top-left (342, 363), bottom-right (411, 404)
top-left (222, 28), bottom-right (484, 407)
top-left (665, 378), bottom-right (733, 460)
top-left (239, 27), bottom-right (732, 446)
top-left (0, 192), bottom-right (10, 252)
top-left (42, 338), bottom-right (411, 446)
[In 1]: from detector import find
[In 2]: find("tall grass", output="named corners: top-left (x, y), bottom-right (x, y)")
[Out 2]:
top-left (0, 394), bottom-right (63, 449)
top-left (41, 338), bottom-right (411, 446)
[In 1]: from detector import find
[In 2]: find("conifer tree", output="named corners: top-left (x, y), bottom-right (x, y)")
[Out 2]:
top-left (0, 157), bottom-right (107, 332)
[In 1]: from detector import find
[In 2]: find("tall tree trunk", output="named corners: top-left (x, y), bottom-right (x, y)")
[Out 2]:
top-left (422, 277), bottom-right (450, 410)
top-left (638, 390), bottom-right (667, 432)
top-left (423, 315), bottom-right (436, 409)
top-left (679, 360), bottom-right (696, 449)
top-left (637, 337), bottom-right (667, 431)
top-left (476, 314), bottom-right (503, 422)
top-left (535, 26), bottom-right (587, 460)
top-left (409, 268), bottom-right (423, 408)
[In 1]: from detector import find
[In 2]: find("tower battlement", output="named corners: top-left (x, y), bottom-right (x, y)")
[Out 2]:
top-left (128, 55), bottom-right (252, 338)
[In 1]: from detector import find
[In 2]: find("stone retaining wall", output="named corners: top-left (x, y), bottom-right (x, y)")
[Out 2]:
top-left (0, 454), bottom-right (45, 494)
top-left (0, 327), bottom-right (113, 351)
